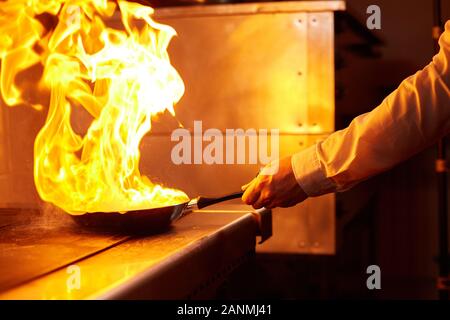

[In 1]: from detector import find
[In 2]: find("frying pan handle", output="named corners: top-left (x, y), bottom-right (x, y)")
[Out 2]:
top-left (196, 191), bottom-right (244, 209)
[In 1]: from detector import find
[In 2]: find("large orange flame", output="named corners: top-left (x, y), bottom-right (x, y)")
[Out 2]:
top-left (0, 0), bottom-right (189, 214)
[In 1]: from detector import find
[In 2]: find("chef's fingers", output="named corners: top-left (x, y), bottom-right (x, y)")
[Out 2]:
top-left (252, 195), bottom-right (270, 209)
top-left (252, 189), bottom-right (275, 209)
top-left (242, 179), bottom-right (262, 205)
top-left (242, 185), bottom-right (260, 205)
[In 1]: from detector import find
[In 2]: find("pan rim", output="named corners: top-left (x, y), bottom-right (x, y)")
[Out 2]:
top-left (70, 200), bottom-right (190, 217)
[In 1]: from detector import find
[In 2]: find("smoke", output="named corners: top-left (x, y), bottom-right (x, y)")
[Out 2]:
top-left (0, 202), bottom-right (78, 233)
top-left (33, 202), bottom-right (76, 230)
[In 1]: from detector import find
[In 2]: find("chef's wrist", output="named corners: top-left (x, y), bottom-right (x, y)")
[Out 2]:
top-left (291, 144), bottom-right (337, 197)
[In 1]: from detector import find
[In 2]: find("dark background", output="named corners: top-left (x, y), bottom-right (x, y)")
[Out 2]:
top-left (332, 0), bottom-right (450, 299)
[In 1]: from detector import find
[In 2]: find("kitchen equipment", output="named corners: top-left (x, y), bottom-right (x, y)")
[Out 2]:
top-left (71, 191), bottom-right (244, 233)
top-left (0, 206), bottom-right (268, 299)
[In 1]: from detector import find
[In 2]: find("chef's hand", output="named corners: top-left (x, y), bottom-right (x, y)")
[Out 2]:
top-left (241, 155), bottom-right (308, 209)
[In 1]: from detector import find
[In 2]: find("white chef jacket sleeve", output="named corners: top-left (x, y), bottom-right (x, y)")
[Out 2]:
top-left (292, 20), bottom-right (450, 197)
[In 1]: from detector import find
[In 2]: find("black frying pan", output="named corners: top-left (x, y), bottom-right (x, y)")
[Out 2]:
top-left (71, 191), bottom-right (244, 233)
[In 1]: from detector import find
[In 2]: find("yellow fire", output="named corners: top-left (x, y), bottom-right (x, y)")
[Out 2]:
top-left (0, 0), bottom-right (189, 214)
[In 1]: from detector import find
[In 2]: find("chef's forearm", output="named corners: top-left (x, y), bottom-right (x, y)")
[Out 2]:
top-left (292, 21), bottom-right (450, 197)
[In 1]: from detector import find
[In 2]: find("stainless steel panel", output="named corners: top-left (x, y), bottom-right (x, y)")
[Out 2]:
top-left (154, 1), bottom-right (345, 18)
top-left (0, 105), bottom-right (44, 208)
top-left (258, 194), bottom-right (335, 254)
top-left (153, 11), bottom-right (335, 134)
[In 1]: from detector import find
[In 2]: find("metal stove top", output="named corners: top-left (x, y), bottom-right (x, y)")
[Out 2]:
top-left (0, 204), bottom-right (270, 299)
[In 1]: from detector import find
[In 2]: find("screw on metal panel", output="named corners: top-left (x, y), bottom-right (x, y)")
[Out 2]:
top-left (297, 241), bottom-right (306, 248)
top-left (297, 71), bottom-right (302, 76)
top-left (313, 242), bottom-right (320, 247)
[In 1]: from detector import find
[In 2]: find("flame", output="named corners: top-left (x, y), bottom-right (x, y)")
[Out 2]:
top-left (0, 0), bottom-right (189, 214)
